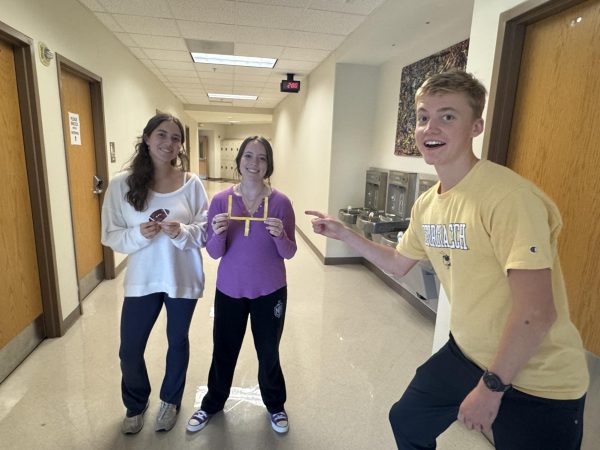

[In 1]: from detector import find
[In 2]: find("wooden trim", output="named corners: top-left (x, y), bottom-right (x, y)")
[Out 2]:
top-left (295, 226), bottom-right (325, 263)
top-left (0, 21), bottom-right (63, 338)
top-left (115, 257), bottom-right (128, 276)
top-left (323, 256), bottom-right (363, 265)
top-left (61, 305), bottom-right (82, 336)
top-left (486, 0), bottom-right (588, 164)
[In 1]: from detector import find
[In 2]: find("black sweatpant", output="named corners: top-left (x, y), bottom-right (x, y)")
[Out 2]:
top-left (389, 335), bottom-right (586, 450)
top-left (201, 286), bottom-right (287, 414)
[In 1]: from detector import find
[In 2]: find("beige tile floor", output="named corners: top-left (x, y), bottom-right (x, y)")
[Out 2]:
top-left (0, 181), bottom-right (496, 450)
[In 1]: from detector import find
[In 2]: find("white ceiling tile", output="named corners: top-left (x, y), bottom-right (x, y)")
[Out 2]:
top-left (274, 59), bottom-right (317, 74)
top-left (232, 87), bottom-right (261, 95)
top-left (165, 75), bottom-right (201, 83)
top-left (203, 84), bottom-right (233, 92)
top-left (234, 43), bottom-right (283, 59)
top-left (177, 20), bottom-right (237, 41)
top-left (153, 60), bottom-right (196, 70)
top-left (112, 15), bottom-right (180, 36)
top-left (234, 74), bottom-right (270, 84)
top-left (288, 30), bottom-right (345, 51)
top-left (296, 10), bottom-right (363, 35)
top-left (143, 49), bottom-right (191, 61)
top-left (94, 12), bottom-right (125, 32)
top-left (139, 58), bottom-right (157, 69)
top-left (128, 47), bottom-right (148, 59)
top-left (77, 0), bottom-right (106, 12)
top-left (114, 32), bottom-right (138, 47)
top-left (234, 80), bottom-right (267, 88)
top-left (232, 100), bottom-right (257, 107)
top-left (195, 64), bottom-right (235, 74)
top-left (280, 47), bottom-right (329, 62)
top-left (235, 26), bottom-right (290, 47)
top-left (233, 66), bottom-right (272, 77)
top-left (200, 71), bottom-right (234, 81)
top-left (183, 96), bottom-right (209, 103)
top-left (168, 0), bottom-right (236, 24)
top-left (178, 90), bottom-right (207, 97)
top-left (129, 34), bottom-right (188, 50)
top-left (159, 68), bottom-right (198, 76)
top-left (236, 3), bottom-right (302, 29)
top-left (97, 0), bottom-right (172, 17)
top-left (308, 0), bottom-right (386, 16)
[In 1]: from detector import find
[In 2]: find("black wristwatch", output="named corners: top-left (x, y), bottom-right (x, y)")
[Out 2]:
top-left (482, 371), bottom-right (512, 392)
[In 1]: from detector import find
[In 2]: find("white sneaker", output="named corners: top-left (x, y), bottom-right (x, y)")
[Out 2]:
top-left (270, 410), bottom-right (289, 434)
top-left (121, 402), bottom-right (149, 434)
top-left (155, 401), bottom-right (178, 432)
top-left (187, 409), bottom-right (213, 432)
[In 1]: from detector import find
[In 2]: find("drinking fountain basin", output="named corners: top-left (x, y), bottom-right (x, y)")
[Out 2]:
top-left (338, 207), bottom-right (362, 225)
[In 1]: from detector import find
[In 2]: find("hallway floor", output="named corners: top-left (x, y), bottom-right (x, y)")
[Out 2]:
top-left (0, 181), bottom-right (495, 450)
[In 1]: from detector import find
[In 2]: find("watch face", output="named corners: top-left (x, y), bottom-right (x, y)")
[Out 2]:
top-left (484, 374), bottom-right (501, 390)
top-left (483, 372), bottom-right (509, 392)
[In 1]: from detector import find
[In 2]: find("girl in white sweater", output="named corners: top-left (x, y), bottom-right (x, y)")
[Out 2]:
top-left (101, 113), bottom-right (208, 435)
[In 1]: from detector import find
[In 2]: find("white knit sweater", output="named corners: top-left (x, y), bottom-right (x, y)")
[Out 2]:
top-left (101, 171), bottom-right (208, 299)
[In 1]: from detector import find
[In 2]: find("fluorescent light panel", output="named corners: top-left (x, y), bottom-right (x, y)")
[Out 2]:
top-left (191, 52), bottom-right (276, 68)
top-left (208, 93), bottom-right (258, 101)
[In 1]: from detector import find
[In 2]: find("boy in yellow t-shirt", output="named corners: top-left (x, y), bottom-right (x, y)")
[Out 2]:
top-left (306, 70), bottom-right (588, 449)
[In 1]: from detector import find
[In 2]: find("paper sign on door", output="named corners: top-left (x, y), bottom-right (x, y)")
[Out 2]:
top-left (68, 112), bottom-right (81, 145)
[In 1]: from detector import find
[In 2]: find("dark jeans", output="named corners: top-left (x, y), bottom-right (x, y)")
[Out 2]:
top-left (389, 335), bottom-right (586, 450)
top-left (201, 286), bottom-right (287, 414)
top-left (119, 293), bottom-right (197, 416)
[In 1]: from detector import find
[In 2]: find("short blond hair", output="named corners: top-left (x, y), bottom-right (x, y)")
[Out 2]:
top-left (415, 69), bottom-right (487, 118)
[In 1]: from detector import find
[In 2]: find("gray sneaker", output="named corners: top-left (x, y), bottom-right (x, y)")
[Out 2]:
top-left (122, 403), bottom-right (149, 434)
top-left (155, 401), bottom-right (178, 432)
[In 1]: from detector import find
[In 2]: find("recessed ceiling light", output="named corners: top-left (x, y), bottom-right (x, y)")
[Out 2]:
top-left (208, 93), bottom-right (258, 101)
top-left (192, 52), bottom-right (277, 68)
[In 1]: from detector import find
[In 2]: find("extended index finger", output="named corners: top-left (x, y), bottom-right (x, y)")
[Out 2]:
top-left (305, 210), bottom-right (325, 219)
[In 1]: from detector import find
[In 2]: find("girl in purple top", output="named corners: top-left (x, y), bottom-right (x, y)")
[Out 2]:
top-left (187, 136), bottom-right (297, 435)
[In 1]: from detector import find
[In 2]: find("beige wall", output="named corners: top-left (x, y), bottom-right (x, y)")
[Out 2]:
top-left (1, 0), bottom-right (197, 319)
top-left (271, 56), bottom-right (336, 256)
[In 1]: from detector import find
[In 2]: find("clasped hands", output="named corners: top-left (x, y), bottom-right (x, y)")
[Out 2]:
top-left (140, 220), bottom-right (181, 239)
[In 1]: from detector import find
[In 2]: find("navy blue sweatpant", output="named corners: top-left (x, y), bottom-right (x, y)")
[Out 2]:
top-left (389, 335), bottom-right (585, 450)
top-left (119, 293), bottom-right (198, 416)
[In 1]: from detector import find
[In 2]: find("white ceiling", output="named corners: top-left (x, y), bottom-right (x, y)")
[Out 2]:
top-left (76, 0), bottom-right (475, 124)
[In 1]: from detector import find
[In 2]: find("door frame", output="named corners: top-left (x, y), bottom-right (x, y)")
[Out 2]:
top-left (0, 22), bottom-right (62, 337)
top-left (56, 55), bottom-right (115, 307)
top-left (483, 0), bottom-right (587, 164)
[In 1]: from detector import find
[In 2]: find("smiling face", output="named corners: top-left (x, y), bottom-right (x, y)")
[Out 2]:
top-left (238, 140), bottom-right (269, 180)
top-left (144, 120), bottom-right (183, 165)
top-left (415, 92), bottom-right (483, 171)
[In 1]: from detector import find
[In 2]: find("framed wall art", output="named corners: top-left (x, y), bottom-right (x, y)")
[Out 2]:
top-left (394, 39), bottom-right (469, 156)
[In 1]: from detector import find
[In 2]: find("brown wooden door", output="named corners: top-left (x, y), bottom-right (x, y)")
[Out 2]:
top-left (506, 0), bottom-right (600, 354)
top-left (198, 134), bottom-right (208, 178)
top-left (0, 39), bottom-right (43, 349)
top-left (59, 69), bottom-right (104, 300)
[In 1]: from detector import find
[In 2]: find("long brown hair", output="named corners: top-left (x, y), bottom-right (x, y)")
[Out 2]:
top-left (124, 113), bottom-right (188, 211)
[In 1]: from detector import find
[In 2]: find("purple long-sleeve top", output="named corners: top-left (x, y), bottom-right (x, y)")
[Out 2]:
top-left (206, 186), bottom-right (297, 299)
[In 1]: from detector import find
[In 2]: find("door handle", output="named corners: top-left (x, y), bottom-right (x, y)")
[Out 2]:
top-left (92, 175), bottom-right (104, 195)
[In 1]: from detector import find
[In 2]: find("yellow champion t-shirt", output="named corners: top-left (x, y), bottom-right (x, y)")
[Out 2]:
top-left (397, 160), bottom-right (588, 399)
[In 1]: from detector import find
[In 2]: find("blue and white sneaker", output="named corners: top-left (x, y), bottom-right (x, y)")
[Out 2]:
top-left (270, 410), bottom-right (289, 434)
top-left (187, 409), bottom-right (213, 432)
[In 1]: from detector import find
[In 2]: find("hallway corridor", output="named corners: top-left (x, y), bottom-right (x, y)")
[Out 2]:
top-left (0, 181), bottom-right (492, 449)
